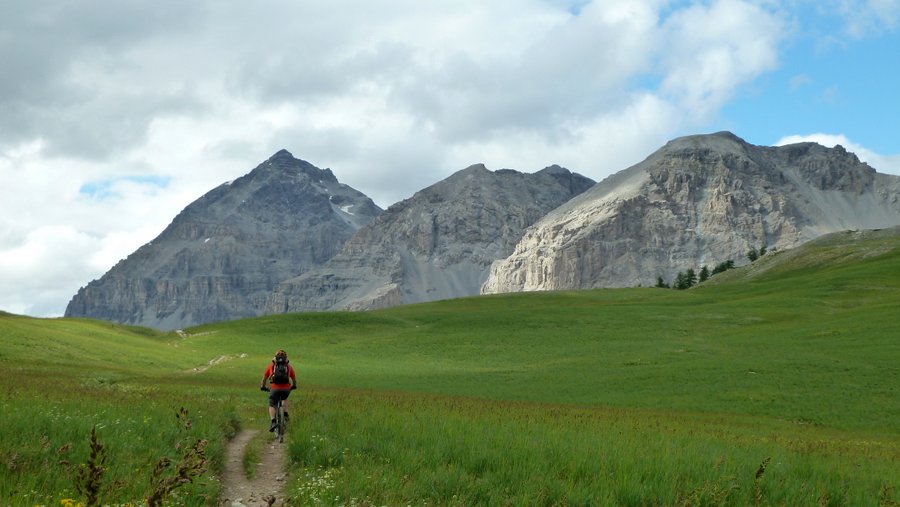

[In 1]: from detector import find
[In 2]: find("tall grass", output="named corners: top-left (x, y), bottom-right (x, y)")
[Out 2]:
top-left (283, 389), bottom-right (897, 505)
top-left (0, 365), bottom-right (241, 506)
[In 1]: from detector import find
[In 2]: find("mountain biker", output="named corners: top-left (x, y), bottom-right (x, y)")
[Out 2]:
top-left (260, 349), bottom-right (297, 432)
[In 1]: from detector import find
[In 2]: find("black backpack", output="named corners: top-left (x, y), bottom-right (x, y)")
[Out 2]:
top-left (271, 357), bottom-right (289, 384)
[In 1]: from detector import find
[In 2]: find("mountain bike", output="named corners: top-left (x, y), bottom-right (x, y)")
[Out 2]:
top-left (262, 388), bottom-right (287, 443)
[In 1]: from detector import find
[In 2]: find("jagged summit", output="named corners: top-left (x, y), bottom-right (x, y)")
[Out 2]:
top-left (257, 148), bottom-right (306, 171)
top-left (648, 131), bottom-right (752, 163)
top-left (673, 130), bottom-right (746, 144)
top-left (247, 149), bottom-right (339, 185)
top-left (269, 148), bottom-right (294, 160)
top-left (536, 164), bottom-right (570, 175)
top-left (658, 132), bottom-right (867, 171)
top-left (459, 163), bottom-right (489, 172)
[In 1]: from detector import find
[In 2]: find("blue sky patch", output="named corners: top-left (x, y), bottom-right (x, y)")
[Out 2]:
top-left (79, 175), bottom-right (172, 199)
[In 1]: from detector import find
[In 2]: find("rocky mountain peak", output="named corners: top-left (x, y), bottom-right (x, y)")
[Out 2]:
top-left (537, 164), bottom-right (596, 194)
top-left (483, 134), bottom-right (900, 294)
top-left (658, 131), bottom-right (748, 157)
top-left (267, 163), bottom-right (595, 313)
top-left (65, 152), bottom-right (381, 330)
top-left (536, 164), bottom-right (569, 175)
top-left (249, 149), bottom-right (339, 184)
top-left (268, 148), bottom-right (294, 160)
top-left (460, 163), bottom-right (489, 173)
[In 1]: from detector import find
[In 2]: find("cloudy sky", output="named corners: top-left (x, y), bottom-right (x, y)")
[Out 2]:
top-left (2, 0), bottom-right (899, 318)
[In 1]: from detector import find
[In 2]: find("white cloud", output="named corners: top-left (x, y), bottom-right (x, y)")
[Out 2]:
top-left (0, 222), bottom-right (163, 317)
top-left (446, 92), bottom-right (679, 180)
top-left (0, 0), bottom-right (793, 317)
top-left (658, 0), bottom-right (784, 117)
top-left (0, 226), bottom-right (96, 317)
top-left (776, 133), bottom-right (900, 175)
top-left (835, 0), bottom-right (900, 37)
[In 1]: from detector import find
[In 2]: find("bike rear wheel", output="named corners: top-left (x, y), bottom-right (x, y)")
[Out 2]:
top-left (275, 402), bottom-right (285, 443)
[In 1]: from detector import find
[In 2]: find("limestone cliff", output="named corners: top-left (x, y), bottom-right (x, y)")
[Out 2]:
top-left (482, 132), bottom-right (900, 293)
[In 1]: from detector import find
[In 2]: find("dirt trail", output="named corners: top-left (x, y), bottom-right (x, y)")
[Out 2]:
top-left (219, 429), bottom-right (288, 506)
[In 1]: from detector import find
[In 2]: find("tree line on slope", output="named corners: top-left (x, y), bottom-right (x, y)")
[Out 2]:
top-left (655, 245), bottom-right (769, 290)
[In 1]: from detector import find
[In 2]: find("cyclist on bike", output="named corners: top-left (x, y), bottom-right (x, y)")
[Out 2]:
top-left (260, 349), bottom-right (297, 432)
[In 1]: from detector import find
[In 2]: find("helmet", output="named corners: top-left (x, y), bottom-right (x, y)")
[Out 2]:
top-left (274, 349), bottom-right (288, 363)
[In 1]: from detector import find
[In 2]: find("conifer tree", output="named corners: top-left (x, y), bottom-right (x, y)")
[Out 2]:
top-left (699, 265), bottom-right (710, 283)
top-left (747, 246), bottom-right (759, 262)
top-left (711, 259), bottom-right (735, 275)
top-left (673, 271), bottom-right (686, 290)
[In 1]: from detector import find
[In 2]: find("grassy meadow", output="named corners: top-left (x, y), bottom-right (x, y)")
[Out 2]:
top-left (1, 228), bottom-right (898, 505)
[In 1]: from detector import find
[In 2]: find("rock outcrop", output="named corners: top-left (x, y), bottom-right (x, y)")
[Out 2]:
top-left (65, 150), bottom-right (381, 330)
top-left (482, 132), bottom-right (900, 293)
top-left (267, 164), bottom-right (595, 312)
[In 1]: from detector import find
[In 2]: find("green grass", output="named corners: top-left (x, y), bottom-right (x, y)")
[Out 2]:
top-left (1, 228), bottom-right (899, 505)
top-left (285, 389), bottom-right (896, 506)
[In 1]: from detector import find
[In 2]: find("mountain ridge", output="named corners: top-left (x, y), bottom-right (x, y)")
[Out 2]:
top-left (482, 132), bottom-right (900, 293)
top-left (63, 132), bottom-right (900, 329)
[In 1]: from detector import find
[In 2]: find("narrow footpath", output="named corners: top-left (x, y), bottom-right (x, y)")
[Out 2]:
top-left (219, 429), bottom-right (287, 506)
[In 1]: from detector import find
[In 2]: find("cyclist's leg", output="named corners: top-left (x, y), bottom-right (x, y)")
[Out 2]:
top-left (268, 390), bottom-right (278, 417)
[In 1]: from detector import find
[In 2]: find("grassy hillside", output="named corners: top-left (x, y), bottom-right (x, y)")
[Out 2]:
top-left (1, 227), bottom-right (898, 505)
top-left (182, 227), bottom-right (900, 433)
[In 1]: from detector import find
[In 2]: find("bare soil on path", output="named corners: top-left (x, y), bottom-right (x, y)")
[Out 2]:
top-left (219, 429), bottom-right (288, 506)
